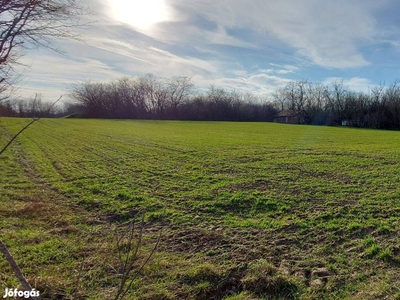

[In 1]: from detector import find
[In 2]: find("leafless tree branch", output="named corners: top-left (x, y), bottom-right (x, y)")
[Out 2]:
top-left (0, 0), bottom-right (88, 99)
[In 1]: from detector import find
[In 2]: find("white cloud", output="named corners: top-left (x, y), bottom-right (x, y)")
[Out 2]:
top-left (144, 20), bottom-right (256, 50)
top-left (9, 0), bottom-right (394, 102)
top-left (169, 0), bottom-right (384, 68)
top-left (18, 36), bottom-right (221, 98)
top-left (205, 26), bottom-right (256, 49)
top-left (323, 77), bottom-right (375, 93)
top-left (15, 44), bottom-right (125, 101)
top-left (260, 64), bottom-right (299, 75)
top-left (86, 38), bottom-right (157, 65)
top-left (192, 70), bottom-right (291, 97)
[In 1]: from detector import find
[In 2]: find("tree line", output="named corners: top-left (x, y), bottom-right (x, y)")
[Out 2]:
top-left (0, 94), bottom-right (64, 118)
top-left (67, 75), bottom-right (278, 122)
top-left (3, 75), bottom-right (400, 130)
top-left (67, 76), bottom-right (400, 129)
top-left (274, 80), bottom-right (400, 129)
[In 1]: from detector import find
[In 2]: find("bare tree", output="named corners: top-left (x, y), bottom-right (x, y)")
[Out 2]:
top-left (273, 87), bottom-right (287, 111)
top-left (331, 80), bottom-right (346, 113)
top-left (166, 76), bottom-right (193, 118)
top-left (0, 0), bottom-right (86, 99)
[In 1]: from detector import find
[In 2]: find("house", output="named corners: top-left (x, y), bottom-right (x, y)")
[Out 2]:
top-left (273, 110), bottom-right (304, 124)
top-left (341, 120), bottom-right (351, 126)
top-left (341, 119), bottom-right (362, 127)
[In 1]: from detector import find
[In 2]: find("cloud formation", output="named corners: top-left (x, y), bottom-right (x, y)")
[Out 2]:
top-left (11, 0), bottom-right (400, 101)
top-left (169, 0), bottom-right (382, 68)
top-left (323, 77), bottom-right (375, 93)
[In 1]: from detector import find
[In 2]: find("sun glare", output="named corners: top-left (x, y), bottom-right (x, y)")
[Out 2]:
top-left (109, 0), bottom-right (169, 30)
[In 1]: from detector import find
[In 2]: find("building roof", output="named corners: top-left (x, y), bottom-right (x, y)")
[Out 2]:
top-left (275, 110), bottom-right (296, 117)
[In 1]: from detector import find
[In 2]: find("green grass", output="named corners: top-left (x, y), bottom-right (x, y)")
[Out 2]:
top-left (1, 118), bottom-right (400, 299)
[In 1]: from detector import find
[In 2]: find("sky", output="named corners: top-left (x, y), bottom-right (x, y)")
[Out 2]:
top-left (14, 0), bottom-right (400, 102)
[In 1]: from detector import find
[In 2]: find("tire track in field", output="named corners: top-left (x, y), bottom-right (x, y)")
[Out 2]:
top-left (20, 121), bottom-right (186, 204)
top-left (23, 122), bottom-right (140, 183)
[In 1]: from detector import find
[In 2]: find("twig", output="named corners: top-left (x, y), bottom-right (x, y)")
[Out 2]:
top-left (0, 240), bottom-right (40, 300)
top-left (114, 213), bottom-right (163, 300)
top-left (0, 95), bottom-right (62, 296)
top-left (0, 95), bottom-right (62, 156)
top-left (0, 118), bottom-right (36, 156)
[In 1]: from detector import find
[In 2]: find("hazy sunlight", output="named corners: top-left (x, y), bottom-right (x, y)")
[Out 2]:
top-left (109, 0), bottom-right (169, 30)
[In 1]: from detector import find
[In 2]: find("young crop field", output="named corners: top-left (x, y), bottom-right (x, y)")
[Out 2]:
top-left (1, 118), bottom-right (400, 299)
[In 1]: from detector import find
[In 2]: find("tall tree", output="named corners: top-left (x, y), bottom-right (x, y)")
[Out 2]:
top-left (0, 0), bottom-right (85, 99)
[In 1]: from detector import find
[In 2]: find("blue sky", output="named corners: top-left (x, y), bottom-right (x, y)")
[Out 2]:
top-left (15, 0), bottom-right (400, 101)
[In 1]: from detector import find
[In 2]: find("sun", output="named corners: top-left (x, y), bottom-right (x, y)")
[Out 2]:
top-left (109, 0), bottom-right (170, 30)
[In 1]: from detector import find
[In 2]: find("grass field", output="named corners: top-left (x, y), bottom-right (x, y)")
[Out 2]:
top-left (1, 118), bottom-right (400, 299)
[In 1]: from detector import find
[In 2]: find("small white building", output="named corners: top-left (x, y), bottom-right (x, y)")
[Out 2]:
top-left (341, 120), bottom-right (351, 126)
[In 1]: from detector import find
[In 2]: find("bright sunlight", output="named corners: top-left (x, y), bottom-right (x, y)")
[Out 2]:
top-left (109, 0), bottom-right (170, 30)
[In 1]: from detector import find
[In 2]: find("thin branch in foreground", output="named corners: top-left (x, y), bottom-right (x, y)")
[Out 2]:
top-left (114, 213), bottom-right (163, 300)
top-left (0, 95), bottom-right (62, 156)
top-left (0, 95), bottom-right (62, 297)
top-left (0, 240), bottom-right (39, 300)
